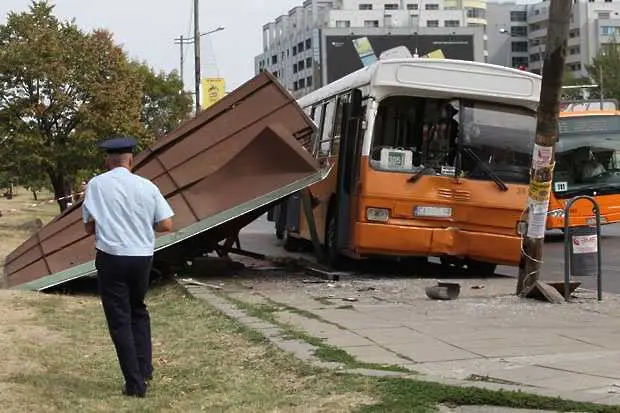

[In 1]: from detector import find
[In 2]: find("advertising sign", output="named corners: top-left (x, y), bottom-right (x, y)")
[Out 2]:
top-left (202, 77), bottom-right (226, 109)
top-left (325, 34), bottom-right (475, 83)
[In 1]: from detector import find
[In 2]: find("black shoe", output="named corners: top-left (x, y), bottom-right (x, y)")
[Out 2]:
top-left (122, 386), bottom-right (146, 398)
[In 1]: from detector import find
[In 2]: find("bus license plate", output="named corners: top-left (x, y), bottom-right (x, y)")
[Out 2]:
top-left (414, 206), bottom-right (452, 218)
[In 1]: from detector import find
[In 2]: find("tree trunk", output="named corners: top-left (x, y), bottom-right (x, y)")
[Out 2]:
top-left (49, 174), bottom-right (74, 213)
top-left (31, 189), bottom-right (38, 201)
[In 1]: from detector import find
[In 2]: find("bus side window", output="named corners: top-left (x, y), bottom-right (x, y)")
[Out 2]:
top-left (331, 95), bottom-right (347, 157)
top-left (311, 103), bottom-right (325, 157)
top-left (319, 99), bottom-right (336, 159)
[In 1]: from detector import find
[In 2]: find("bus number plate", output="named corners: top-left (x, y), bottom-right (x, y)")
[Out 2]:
top-left (414, 206), bottom-right (452, 218)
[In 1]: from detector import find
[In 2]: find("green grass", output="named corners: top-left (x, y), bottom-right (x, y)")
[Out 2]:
top-left (3, 283), bottom-right (375, 413)
top-left (359, 378), bottom-right (620, 412)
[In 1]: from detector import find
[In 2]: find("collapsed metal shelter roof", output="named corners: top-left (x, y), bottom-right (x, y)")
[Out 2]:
top-left (3, 71), bottom-right (324, 291)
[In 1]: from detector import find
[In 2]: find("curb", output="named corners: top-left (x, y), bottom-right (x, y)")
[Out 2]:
top-left (179, 281), bottom-right (619, 407)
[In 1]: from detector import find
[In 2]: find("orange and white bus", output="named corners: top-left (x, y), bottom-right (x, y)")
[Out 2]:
top-left (269, 52), bottom-right (542, 275)
top-left (547, 101), bottom-right (620, 230)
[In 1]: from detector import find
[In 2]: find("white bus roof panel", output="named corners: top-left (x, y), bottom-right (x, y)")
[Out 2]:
top-left (298, 58), bottom-right (542, 111)
top-left (373, 59), bottom-right (541, 109)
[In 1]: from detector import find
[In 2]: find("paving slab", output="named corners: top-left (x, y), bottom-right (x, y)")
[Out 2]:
top-left (196, 254), bottom-right (620, 406)
top-left (341, 345), bottom-right (412, 365)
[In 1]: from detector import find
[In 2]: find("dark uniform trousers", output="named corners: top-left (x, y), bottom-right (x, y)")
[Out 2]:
top-left (95, 250), bottom-right (153, 394)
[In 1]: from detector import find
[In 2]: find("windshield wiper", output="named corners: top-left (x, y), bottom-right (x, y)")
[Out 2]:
top-left (407, 166), bottom-right (436, 184)
top-left (462, 148), bottom-right (508, 191)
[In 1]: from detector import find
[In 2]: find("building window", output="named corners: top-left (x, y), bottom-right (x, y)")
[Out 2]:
top-left (336, 20), bottom-right (351, 28)
top-left (511, 26), bottom-right (528, 36)
top-left (511, 41), bottom-right (528, 52)
top-left (600, 26), bottom-right (620, 36)
top-left (385, 3), bottom-right (399, 10)
top-left (292, 46), bottom-right (297, 56)
top-left (271, 55), bottom-right (278, 64)
top-left (569, 46), bottom-right (580, 55)
top-left (306, 38), bottom-right (312, 49)
top-left (306, 57), bottom-right (312, 68)
top-left (425, 4), bottom-right (439, 10)
top-left (466, 8), bottom-right (485, 19)
top-left (293, 81), bottom-right (298, 91)
top-left (530, 53), bottom-right (541, 62)
top-left (273, 70), bottom-right (279, 78)
top-left (298, 42), bottom-right (304, 52)
top-left (364, 20), bottom-right (379, 27)
top-left (307, 76), bottom-right (313, 87)
top-left (359, 3), bottom-right (372, 10)
top-left (293, 63), bottom-right (298, 73)
top-left (567, 63), bottom-right (581, 71)
top-left (298, 60), bottom-right (305, 70)
top-left (512, 56), bottom-right (528, 68)
top-left (407, 3), bottom-right (418, 10)
top-left (569, 28), bottom-right (580, 38)
top-left (444, 20), bottom-right (460, 27)
top-left (427, 20), bottom-right (439, 28)
top-left (510, 11), bottom-right (526, 22)
top-left (299, 78), bottom-right (306, 88)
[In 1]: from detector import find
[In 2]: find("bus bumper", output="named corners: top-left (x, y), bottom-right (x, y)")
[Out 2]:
top-left (547, 212), bottom-right (620, 230)
top-left (353, 222), bottom-right (521, 266)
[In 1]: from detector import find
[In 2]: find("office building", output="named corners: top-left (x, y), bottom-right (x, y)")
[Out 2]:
top-left (488, 0), bottom-right (620, 77)
top-left (255, 0), bottom-right (488, 97)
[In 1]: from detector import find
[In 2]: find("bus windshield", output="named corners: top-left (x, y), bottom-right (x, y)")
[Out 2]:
top-left (553, 115), bottom-right (620, 198)
top-left (369, 96), bottom-right (536, 184)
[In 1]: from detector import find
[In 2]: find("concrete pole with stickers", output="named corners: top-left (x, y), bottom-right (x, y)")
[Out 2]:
top-left (516, 0), bottom-right (574, 300)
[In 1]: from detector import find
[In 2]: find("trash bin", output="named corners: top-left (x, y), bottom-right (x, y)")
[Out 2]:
top-left (568, 225), bottom-right (599, 277)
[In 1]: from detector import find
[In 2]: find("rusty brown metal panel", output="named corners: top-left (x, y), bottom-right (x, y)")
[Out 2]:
top-left (3, 71), bottom-right (320, 290)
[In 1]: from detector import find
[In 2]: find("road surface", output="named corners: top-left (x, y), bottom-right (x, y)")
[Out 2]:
top-left (239, 215), bottom-right (620, 294)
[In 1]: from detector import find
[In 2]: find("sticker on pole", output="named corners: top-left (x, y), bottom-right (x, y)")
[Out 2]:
top-left (532, 144), bottom-right (553, 169)
top-left (572, 235), bottom-right (598, 254)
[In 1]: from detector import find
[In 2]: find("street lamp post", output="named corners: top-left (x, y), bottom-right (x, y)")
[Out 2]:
top-left (173, 25), bottom-right (225, 115)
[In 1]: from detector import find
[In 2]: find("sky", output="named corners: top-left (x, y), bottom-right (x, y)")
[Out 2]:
top-left (0, 0), bottom-right (301, 91)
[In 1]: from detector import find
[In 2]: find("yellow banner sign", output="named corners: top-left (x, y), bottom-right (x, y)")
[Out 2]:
top-left (201, 78), bottom-right (226, 109)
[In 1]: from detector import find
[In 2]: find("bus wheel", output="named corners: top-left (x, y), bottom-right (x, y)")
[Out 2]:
top-left (283, 231), bottom-right (303, 252)
top-left (325, 212), bottom-right (345, 270)
top-left (466, 260), bottom-right (497, 277)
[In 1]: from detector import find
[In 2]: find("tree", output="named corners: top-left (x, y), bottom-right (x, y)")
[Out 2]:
top-left (134, 63), bottom-right (193, 139)
top-left (0, 1), bottom-right (144, 211)
top-left (586, 40), bottom-right (620, 103)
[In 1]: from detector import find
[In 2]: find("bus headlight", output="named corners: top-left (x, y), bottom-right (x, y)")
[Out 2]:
top-left (367, 207), bottom-right (390, 222)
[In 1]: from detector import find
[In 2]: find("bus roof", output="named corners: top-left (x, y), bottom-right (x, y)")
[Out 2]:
top-left (298, 58), bottom-right (542, 111)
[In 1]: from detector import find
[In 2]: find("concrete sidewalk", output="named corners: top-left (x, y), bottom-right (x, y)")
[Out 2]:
top-left (195, 266), bottom-right (620, 407)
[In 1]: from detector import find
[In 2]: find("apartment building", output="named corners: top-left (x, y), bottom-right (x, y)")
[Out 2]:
top-left (255, 0), bottom-right (487, 97)
top-left (488, 0), bottom-right (620, 77)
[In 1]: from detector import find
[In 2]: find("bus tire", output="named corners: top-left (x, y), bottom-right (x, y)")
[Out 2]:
top-left (283, 231), bottom-right (303, 252)
top-left (325, 210), bottom-right (346, 270)
top-left (467, 260), bottom-right (497, 277)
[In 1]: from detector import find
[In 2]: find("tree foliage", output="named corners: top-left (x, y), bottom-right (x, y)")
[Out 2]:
top-left (135, 64), bottom-right (193, 139)
top-left (0, 1), bottom-right (192, 211)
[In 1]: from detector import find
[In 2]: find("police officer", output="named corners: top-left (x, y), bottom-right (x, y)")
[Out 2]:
top-left (82, 136), bottom-right (174, 398)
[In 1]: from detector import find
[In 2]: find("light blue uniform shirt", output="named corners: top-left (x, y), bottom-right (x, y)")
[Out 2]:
top-left (82, 167), bottom-right (174, 257)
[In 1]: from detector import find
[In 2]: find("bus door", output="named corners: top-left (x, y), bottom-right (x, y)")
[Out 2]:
top-left (334, 89), bottom-right (364, 253)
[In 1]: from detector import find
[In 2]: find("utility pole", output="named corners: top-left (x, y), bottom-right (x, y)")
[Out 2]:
top-left (517, 0), bottom-right (574, 300)
top-left (194, 0), bottom-right (201, 115)
top-left (173, 35), bottom-right (193, 88)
